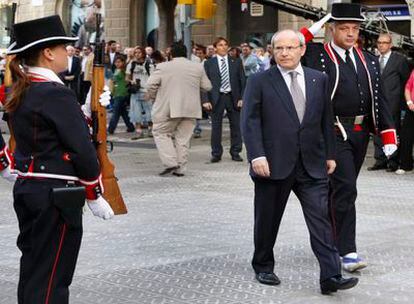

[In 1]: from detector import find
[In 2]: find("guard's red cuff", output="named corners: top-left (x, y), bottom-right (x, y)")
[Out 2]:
top-left (0, 146), bottom-right (12, 171)
top-left (79, 174), bottom-right (104, 200)
top-left (381, 129), bottom-right (397, 145)
top-left (0, 84), bottom-right (6, 105)
top-left (300, 27), bottom-right (314, 43)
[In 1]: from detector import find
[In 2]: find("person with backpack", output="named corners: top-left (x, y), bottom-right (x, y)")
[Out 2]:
top-left (126, 46), bottom-right (154, 138)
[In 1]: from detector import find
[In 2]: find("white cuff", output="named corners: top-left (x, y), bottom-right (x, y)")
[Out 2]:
top-left (252, 156), bottom-right (267, 163)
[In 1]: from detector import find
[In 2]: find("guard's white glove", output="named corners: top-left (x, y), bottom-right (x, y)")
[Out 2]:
top-left (0, 166), bottom-right (17, 183)
top-left (81, 86), bottom-right (112, 119)
top-left (87, 196), bottom-right (114, 220)
top-left (383, 144), bottom-right (398, 158)
top-left (308, 13), bottom-right (332, 36)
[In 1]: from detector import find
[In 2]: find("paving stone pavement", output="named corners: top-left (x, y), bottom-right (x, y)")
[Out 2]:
top-left (1, 121), bottom-right (414, 304)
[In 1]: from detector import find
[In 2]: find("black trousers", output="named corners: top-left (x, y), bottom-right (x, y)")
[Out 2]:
top-left (399, 110), bottom-right (414, 171)
top-left (252, 158), bottom-right (340, 281)
top-left (373, 111), bottom-right (400, 167)
top-left (329, 124), bottom-right (370, 256)
top-left (210, 93), bottom-right (242, 158)
top-left (13, 179), bottom-right (83, 304)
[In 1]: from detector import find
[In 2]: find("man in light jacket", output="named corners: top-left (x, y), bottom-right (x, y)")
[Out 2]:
top-left (147, 42), bottom-right (212, 176)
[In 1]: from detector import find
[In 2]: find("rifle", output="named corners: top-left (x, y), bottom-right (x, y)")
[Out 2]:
top-left (91, 13), bottom-right (127, 215)
top-left (3, 3), bottom-right (17, 152)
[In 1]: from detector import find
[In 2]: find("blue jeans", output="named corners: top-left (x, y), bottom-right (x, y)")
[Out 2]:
top-left (129, 92), bottom-right (152, 125)
top-left (108, 96), bottom-right (135, 133)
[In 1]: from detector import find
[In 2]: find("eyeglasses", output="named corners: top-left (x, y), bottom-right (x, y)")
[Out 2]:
top-left (274, 45), bottom-right (302, 53)
top-left (377, 41), bottom-right (391, 45)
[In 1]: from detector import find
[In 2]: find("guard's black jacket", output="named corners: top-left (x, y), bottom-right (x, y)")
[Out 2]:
top-left (302, 42), bottom-right (395, 141)
top-left (10, 80), bottom-right (100, 183)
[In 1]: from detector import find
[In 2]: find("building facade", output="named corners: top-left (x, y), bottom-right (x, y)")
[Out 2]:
top-left (0, 0), bottom-right (410, 50)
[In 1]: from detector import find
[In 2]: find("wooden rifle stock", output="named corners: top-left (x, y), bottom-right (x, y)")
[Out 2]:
top-left (91, 14), bottom-right (127, 215)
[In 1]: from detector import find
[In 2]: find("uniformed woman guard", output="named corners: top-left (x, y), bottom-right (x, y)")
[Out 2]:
top-left (5, 15), bottom-right (114, 304)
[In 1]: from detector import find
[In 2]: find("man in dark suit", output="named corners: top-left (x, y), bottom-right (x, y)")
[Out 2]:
top-left (368, 33), bottom-right (410, 171)
top-left (61, 45), bottom-right (81, 99)
top-left (242, 29), bottom-right (358, 295)
top-left (203, 37), bottom-right (246, 163)
top-left (106, 40), bottom-right (123, 73)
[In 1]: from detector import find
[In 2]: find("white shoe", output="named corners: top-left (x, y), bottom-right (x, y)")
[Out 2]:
top-left (341, 256), bottom-right (368, 273)
top-left (395, 169), bottom-right (406, 175)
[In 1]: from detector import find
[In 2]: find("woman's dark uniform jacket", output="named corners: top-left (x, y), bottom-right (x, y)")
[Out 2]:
top-left (10, 78), bottom-right (101, 198)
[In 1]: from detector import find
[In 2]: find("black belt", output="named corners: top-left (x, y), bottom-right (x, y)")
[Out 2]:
top-left (220, 91), bottom-right (231, 95)
top-left (338, 115), bottom-right (368, 125)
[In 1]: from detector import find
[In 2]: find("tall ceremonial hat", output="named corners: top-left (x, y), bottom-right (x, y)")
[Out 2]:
top-left (6, 15), bottom-right (78, 55)
top-left (329, 3), bottom-right (366, 22)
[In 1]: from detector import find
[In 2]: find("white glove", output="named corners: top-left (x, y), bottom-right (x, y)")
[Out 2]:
top-left (99, 86), bottom-right (111, 107)
top-left (0, 166), bottom-right (17, 183)
top-left (87, 196), bottom-right (114, 220)
top-left (383, 144), bottom-right (398, 158)
top-left (308, 13), bottom-right (332, 36)
top-left (81, 86), bottom-right (111, 119)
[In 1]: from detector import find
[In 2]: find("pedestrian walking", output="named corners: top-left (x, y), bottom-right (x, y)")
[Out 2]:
top-left (5, 15), bottom-right (114, 304)
top-left (108, 56), bottom-right (135, 134)
top-left (242, 29), bottom-right (358, 295)
top-left (301, 3), bottom-right (397, 272)
top-left (147, 42), bottom-right (212, 176)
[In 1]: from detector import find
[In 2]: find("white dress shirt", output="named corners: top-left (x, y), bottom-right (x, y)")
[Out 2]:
top-left (252, 63), bottom-right (306, 164)
top-left (379, 50), bottom-right (392, 68)
top-left (67, 56), bottom-right (73, 73)
top-left (216, 54), bottom-right (232, 93)
top-left (331, 42), bottom-right (357, 72)
top-left (109, 52), bottom-right (116, 65)
top-left (81, 56), bottom-right (87, 73)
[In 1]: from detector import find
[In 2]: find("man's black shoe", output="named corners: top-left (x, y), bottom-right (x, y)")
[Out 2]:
top-left (172, 172), bottom-right (184, 177)
top-left (231, 155), bottom-right (243, 162)
top-left (210, 156), bottom-right (221, 163)
top-left (320, 275), bottom-right (358, 295)
top-left (367, 162), bottom-right (387, 171)
top-left (255, 272), bottom-right (281, 286)
top-left (159, 166), bottom-right (179, 176)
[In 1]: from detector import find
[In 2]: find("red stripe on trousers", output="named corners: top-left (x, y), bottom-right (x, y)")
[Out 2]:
top-left (45, 223), bottom-right (67, 304)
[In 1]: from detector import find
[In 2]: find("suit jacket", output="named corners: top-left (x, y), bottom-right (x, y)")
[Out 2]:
top-left (241, 66), bottom-right (335, 180)
top-left (380, 51), bottom-right (410, 114)
top-left (61, 56), bottom-right (81, 86)
top-left (203, 56), bottom-right (246, 108)
top-left (82, 53), bottom-right (94, 82)
top-left (146, 57), bottom-right (212, 123)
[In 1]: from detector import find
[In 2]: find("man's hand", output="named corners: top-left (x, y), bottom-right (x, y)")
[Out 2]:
top-left (203, 102), bottom-right (213, 111)
top-left (252, 158), bottom-right (270, 177)
top-left (326, 160), bottom-right (336, 175)
top-left (408, 103), bottom-right (414, 112)
top-left (237, 99), bottom-right (243, 108)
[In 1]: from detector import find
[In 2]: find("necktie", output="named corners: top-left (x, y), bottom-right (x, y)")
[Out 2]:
top-left (345, 49), bottom-right (356, 73)
top-left (379, 55), bottom-right (386, 74)
top-left (220, 58), bottom-right (230, 93)
top-left (289, 71), bottom-right (306, 123)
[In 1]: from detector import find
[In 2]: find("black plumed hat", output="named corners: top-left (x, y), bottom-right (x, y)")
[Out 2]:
top-left (6, 15), bottom-right (78, 55)
top-left (330, 3), bottom-right (366, 22)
